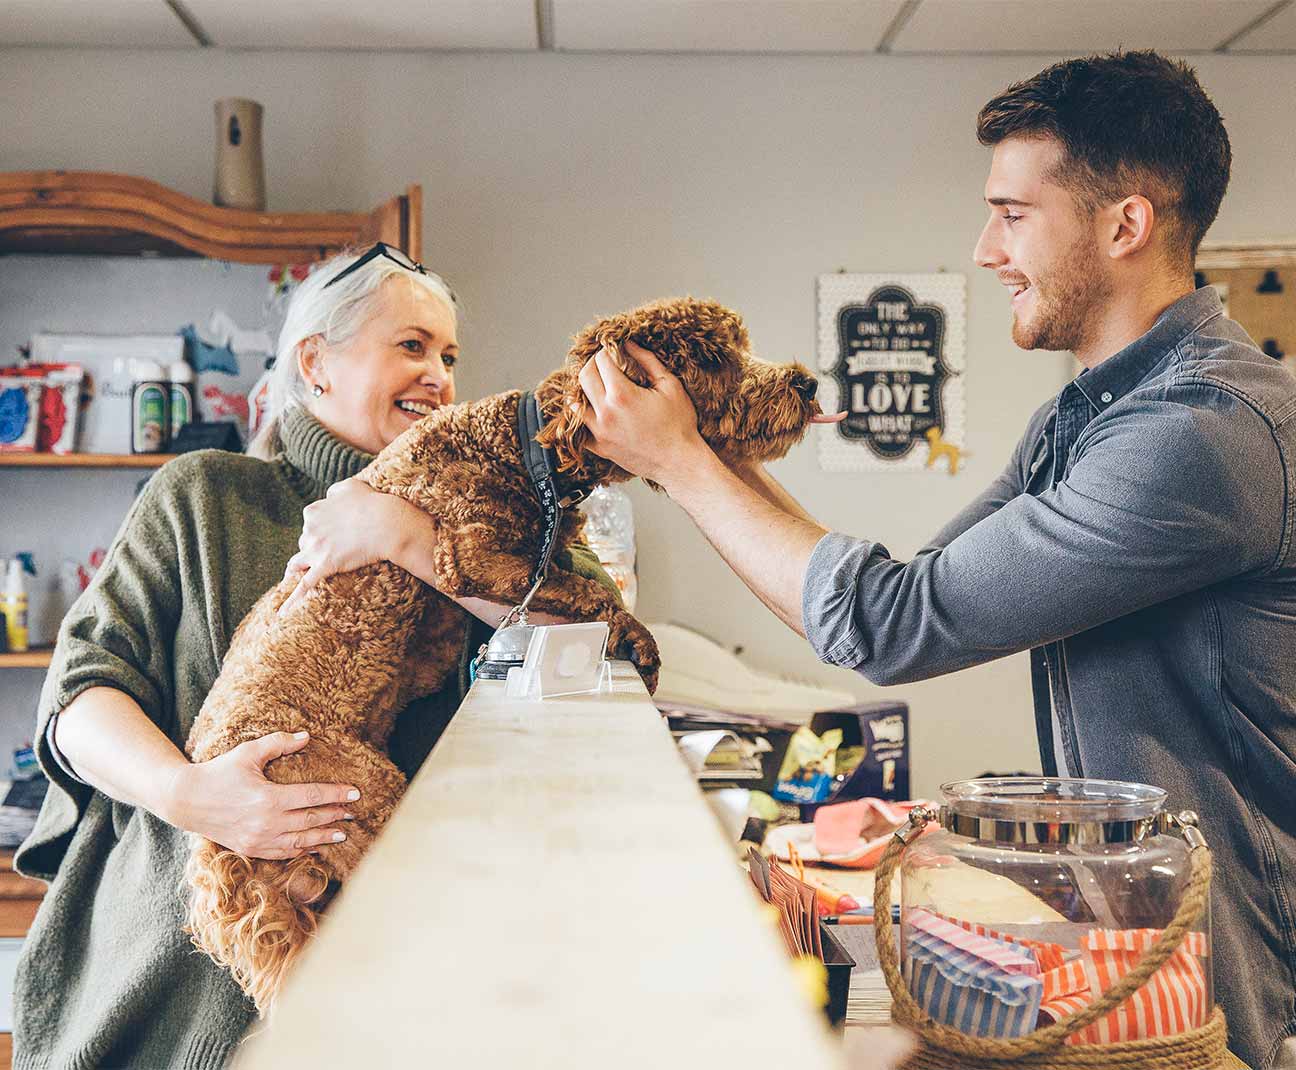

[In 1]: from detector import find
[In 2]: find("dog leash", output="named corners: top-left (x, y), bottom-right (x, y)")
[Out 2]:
top-left (498, 391), bottom-right (588, 627)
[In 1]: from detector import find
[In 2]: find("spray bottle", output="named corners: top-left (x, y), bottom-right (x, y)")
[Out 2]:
top-left (4, 556), bottom-right (30, 653)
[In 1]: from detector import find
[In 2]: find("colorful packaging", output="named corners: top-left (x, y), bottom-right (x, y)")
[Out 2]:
top-left (773, 725), bottom-right (843, 804)
top-left (37, 364), bottom-right (84, 454)
top-left (0, 375), bottom-right (42, 452)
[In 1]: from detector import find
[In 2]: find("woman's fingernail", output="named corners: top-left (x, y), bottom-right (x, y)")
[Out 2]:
top-left (293, 731), bottom-right (309, 740)
top-left (332, 831), bottom-right (347, 842)
top-left (343, 812), bottom-right (355, 821)
top-left (346, 789), bottom-right (360, 801)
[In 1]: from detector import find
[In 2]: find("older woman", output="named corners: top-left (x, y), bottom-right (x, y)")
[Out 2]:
top-left (13, 246), bottom-right (616, 1068)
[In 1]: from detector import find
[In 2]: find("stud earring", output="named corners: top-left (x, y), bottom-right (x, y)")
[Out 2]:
top-left (312, 384), bottom-right (324, 397)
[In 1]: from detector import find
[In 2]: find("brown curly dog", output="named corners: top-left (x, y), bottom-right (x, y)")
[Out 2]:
top-left (183, 296), bottom-right (830, 1012)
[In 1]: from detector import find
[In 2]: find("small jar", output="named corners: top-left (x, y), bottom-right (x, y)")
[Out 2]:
top-left (897, 777), bottom-right (1212, 1045)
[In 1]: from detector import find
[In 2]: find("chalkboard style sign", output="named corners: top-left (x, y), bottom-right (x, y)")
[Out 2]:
top-left (817, 273), bottom-right (966, 473)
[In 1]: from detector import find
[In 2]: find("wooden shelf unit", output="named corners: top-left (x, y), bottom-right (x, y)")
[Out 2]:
top-left (0, 169), bottom-right (425, 1064)
top-left (0, 453), bottom-right (177, 469)
top-left (0, 171), bottom-right (421, 263)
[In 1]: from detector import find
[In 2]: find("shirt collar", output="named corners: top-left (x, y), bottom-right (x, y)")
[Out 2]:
top-left (1073, 286), bottom-right (1223, 413)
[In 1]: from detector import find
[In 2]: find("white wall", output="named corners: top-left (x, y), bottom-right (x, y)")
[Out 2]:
top-left (3, 47), bottom-right (1293, 795)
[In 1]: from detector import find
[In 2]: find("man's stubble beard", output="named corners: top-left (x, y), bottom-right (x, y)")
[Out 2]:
top-left (1011, 234), bottom-right (1113, 354)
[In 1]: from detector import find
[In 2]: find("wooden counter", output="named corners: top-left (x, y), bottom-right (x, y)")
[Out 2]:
top-left (236, 662), bottom-right (841, 1069)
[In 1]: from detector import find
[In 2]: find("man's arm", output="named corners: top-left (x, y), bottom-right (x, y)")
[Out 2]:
top-left (579, 344), bottom-right (1283, 685)
top-left (664, 451), bottom-right (824, 634)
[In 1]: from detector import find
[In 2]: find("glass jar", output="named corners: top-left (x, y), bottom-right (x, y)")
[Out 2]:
top-left (897, 777), bottom-right (1212, 1045)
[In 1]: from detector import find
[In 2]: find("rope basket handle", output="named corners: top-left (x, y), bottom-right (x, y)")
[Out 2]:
top-left (872, 807), bottom-right (1212, 1058)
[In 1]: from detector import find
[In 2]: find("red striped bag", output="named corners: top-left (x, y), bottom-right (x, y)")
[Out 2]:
top-left (1037, 927), bottom-right (1209, 1044)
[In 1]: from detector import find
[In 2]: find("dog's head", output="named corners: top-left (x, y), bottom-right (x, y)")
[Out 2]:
top-left (537, 297), bottom-right (833, 484)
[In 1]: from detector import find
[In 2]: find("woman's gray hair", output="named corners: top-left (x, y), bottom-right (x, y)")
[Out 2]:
top-left (246, 248), bottom-right (458, 459)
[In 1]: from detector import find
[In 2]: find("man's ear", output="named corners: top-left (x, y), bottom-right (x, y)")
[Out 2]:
top-left (1107, 195), bottom-right (1156, 261)
top-left (296, 335), bottom-right (327, 392)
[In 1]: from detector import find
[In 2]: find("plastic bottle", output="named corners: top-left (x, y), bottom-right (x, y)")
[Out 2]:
top-left (579, 485), bottom-right (638, 612)
top-left (4, 557), bottom-right (29, 653)
top-left (168, 359), bottom-right (195, 442)
top-left (130, 359), bottom-right (170, 453)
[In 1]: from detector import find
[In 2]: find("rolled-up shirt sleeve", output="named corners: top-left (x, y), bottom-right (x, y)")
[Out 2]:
top-left (801, 385), bottom-right (1284, 685)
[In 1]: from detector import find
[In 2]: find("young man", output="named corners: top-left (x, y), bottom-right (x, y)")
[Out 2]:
top-left (578, 53), bottom-right (1296, 1068)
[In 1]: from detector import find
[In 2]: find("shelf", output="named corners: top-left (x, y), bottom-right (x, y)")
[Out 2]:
top-left (0, 648), bottom-right (51, 669)
top-left (0, 171), bottom-right (420, 263)
top-left (0, 452), bottom-right (177, 469)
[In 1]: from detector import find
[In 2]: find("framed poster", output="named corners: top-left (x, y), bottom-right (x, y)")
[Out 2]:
top-left (817, 273), bottom-right (966, 473)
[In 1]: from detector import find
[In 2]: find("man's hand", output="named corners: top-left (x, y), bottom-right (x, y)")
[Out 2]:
top-left (577, 340), bottom-right (712, 491)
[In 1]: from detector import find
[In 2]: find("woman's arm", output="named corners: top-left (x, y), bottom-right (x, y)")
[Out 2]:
top-left (56, 686), bottom-right (360, 860)
top-left (279, 477), bottom-right (576, 625)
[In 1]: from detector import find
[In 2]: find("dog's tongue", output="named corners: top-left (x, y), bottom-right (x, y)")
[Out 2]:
top-left (811, 411), bottom-right (848, 424)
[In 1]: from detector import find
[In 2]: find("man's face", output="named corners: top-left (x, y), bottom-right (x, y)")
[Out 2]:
top-left (974, 137), bottom-right (1112, 354)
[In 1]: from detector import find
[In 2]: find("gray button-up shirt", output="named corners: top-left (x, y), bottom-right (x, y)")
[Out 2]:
top-left (803, 287), bottom-right (1296, 1068)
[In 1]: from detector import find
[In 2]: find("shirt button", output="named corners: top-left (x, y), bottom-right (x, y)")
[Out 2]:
top-left (1100, 391), bottom-right (1113, 404)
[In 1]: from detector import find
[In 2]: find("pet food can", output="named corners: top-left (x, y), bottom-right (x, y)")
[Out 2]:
top-left (131, 359), bottom-right (170, 453)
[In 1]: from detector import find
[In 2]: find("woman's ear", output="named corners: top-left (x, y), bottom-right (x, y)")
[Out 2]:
top-left (296, 335), bottom-right (327, 394)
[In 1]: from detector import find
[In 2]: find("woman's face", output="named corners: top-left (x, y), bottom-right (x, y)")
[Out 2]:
top-left (302, 276), bottom-right (458, 454)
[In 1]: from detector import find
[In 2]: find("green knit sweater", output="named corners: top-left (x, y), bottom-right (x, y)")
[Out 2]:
top-left (13, 404), bottom-right (616, 1069)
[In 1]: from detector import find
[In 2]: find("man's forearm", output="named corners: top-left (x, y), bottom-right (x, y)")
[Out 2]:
top-left (730, 463), bottom-right (819, 524)
top-left (665, 451), bottom-right (826, 635)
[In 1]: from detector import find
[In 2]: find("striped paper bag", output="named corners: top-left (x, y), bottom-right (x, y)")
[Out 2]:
top-left (1037, 927), bottom-right (1209, 1044)
top-left (903, 909), bottom-right (1044, 1037)
top-left (938, 913), bottom-right (1069, 973)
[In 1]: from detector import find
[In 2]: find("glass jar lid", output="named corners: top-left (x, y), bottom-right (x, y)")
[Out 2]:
top-left (939, 777), bottom-right (1168, 846)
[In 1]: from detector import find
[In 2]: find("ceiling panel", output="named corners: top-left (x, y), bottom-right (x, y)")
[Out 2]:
top-left (1230, 1), bottom-right (1296, 50)
top-left (890, 0), bottom-right (1279, 54)
top-left (185, 0), bottom-right (538, 50)
top-left (0, 0), bottom-right (197, 47)
top-left (552, 0), bottom-right (907, 53)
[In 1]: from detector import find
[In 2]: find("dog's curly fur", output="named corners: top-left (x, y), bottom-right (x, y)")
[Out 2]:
top-left (183, 296), bottom-right (826, 1012)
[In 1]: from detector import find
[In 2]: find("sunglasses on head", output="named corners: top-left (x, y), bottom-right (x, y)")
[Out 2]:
top-left (322, 242), bottom-right (429, 290)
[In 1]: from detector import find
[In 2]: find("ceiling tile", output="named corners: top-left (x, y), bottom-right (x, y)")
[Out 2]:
top-left (552, 0), bottom-right (907, 53)
top-left (1230, 1), bottom-right (1296, 50)
top-left (0, 0), bottom-right (197, 47)
top-left (185, 0), bottom-right (538, 50)
top-left (891, 0), bottom-right (1280, 53)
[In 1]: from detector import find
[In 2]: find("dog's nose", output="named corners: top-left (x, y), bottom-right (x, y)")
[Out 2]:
top-left (793, 373), bottom-right (819, 402)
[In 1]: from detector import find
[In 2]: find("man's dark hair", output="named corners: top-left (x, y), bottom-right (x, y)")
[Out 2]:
top-left (977, 51), bottom-right (1230, 266)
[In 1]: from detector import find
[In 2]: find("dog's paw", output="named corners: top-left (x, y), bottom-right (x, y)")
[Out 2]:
top-left (608, 613), bottom-right (660, 694)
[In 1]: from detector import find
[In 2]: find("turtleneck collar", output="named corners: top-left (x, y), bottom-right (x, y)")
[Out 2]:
top-left (277, 403), bottom-right (374, 501)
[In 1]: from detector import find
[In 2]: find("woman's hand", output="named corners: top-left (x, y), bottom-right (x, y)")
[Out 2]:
top-left (167, 732), bottom-right (359, 860)
top-left (279, 477), bottom-right (438, 615)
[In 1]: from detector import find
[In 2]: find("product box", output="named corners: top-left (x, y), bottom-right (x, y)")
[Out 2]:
top-left (795, 701), bottom-right (910, 820)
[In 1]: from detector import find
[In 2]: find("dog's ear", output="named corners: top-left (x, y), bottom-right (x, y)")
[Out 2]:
top-left (535, 371), bottom-right (592, 477)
